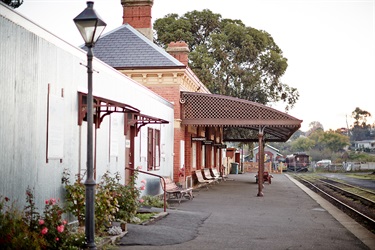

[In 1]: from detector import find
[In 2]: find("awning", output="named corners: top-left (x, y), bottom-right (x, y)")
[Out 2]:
top-left (180, 92), bottom-right (302, 142)
top-left (78, 92), bottom-right (168, 134)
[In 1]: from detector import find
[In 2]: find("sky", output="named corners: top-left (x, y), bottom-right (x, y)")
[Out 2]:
top-left (15, 0), bottom-right (375, 132)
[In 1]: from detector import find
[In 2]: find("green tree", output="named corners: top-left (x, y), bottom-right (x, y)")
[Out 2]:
top-left (309, 129), bottom-right (325, 151)
top-left (154, 9), bottom-right (299, 110)
top-left (320, 130), bottom-right (350, 152)
top-left (291, 137), bottom-right (315, 152)
top-left (351, 107), bottom-right (372, 141)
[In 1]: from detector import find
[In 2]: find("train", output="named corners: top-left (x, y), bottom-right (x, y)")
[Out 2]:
top-left (285, 153), bottom-right (310, 172)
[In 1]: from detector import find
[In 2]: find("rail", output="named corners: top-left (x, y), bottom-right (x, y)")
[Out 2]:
top-left (125, 167), bottom-right (167, 212)
top-left (295, 175), bottom-right (375, 232)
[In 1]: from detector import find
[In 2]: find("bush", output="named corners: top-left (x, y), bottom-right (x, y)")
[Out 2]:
top-left (115, 171), bottom-right (141, 223)
top-left (0, 189), bottom-right (80, 250)
top-left (95, 171), bottom-right (121, 232)
top-left (63, 169), bottom-right (142, 230)
top-left (140, 195), bottom-right (166, 208)
top-left (348, 151), bottom-right (375, 162)
top-left (0, 195), bottom-right (46, 249)
top-left (61, 170), bottom-right (85, 227)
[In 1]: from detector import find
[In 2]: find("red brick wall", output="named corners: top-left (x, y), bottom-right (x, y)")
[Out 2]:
top-left (147, 85), bottom-right (183, 182)
top-left (122, 5), bottom-right (152, 28)
top-left (147, 85), bottom-right (180, 121)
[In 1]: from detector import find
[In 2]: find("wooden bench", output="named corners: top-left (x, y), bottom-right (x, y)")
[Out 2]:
top-left (162, 177), bottom-right (193, 204)
top-left (202, 168), bottom-right (219, 183)
top-left (193, 170), bottom-right (214, 189)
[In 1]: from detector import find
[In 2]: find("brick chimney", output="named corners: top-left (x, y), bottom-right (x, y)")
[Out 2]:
top-left (121, 0), bottom-right (153, 41)
top-left (166, 41), bottom-right (190, 66)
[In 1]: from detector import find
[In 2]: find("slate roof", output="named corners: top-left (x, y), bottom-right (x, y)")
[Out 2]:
top-left (91, 24), bottom-right (184, 68)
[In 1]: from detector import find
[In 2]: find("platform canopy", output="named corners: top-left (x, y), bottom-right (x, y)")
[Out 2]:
top-left (180, 91), bottom-right (302, 142)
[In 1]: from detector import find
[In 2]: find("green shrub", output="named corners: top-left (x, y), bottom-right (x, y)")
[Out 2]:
top-left (95, 171), bottom-right (121, 232)
top-left (140, 195), bottom-right (166, 208)
top-left (0, 189), bottom-right (79, 250)
top-left (61, 169), bottom-right (85, 227)
top-left (63, 169), bottom-right (142, 229)
top-left (115, 171), bottom-right (141, 223)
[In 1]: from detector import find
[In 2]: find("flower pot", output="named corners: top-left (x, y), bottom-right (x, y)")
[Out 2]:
top-left (111, 221), bottom-right (127, 232)
top-left (120, 222), bottom-right (127, 232)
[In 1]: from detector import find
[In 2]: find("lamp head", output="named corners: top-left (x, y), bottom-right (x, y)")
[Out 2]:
top-left (73, 1), bottom-right (107, 47)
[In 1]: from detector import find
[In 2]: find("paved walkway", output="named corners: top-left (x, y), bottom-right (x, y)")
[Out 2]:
top-left (117, 173), bottom-right (375, 250)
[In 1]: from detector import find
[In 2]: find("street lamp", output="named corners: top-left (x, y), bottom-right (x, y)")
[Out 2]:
top-left (73, 2), bottom-right (106, 249)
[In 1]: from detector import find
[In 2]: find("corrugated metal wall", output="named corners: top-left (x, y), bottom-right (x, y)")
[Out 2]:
top-left (0, 4), bottom-right (174, 210)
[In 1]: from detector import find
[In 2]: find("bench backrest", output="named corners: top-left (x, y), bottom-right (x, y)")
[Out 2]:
top-left (202, 168), bottom-right (213, 178)
top-left (211, 168), bottom-right (220, 177)
top-left (194, 171), bottom-right (206, 182)
top-left (163, 177), bottom-right (178, 191)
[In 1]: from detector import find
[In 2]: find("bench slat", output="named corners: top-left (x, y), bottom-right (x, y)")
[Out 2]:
top-left (162, 177), bottom-right (193, 204)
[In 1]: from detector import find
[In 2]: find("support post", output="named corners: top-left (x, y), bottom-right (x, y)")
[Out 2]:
top-left (257, 127), bottom-right (265, 197)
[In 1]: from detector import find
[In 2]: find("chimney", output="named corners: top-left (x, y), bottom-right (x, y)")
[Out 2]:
top-left (121, 0), bottom-right (154, 41)
top-left (166, 41), bottom-right (190, 66)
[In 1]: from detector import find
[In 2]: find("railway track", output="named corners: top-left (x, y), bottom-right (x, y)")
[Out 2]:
top-left (291, 174), bottom-right (375, 234)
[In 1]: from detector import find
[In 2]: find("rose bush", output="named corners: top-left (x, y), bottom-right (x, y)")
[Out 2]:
top-left (0, 189), bottom-right (79, 249)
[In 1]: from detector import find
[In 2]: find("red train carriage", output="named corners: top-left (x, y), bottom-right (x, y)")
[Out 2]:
top-left (285, 153), bottom-right (310, 172)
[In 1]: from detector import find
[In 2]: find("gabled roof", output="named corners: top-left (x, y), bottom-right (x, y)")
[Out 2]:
top-left (92, 24), bottom-right (184, 68)
top-left (254, 144), bottom-right (280, 152)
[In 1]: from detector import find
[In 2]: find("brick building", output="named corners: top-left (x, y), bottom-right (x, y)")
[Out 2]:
top-left (92, 0), bottom-right (303, 195)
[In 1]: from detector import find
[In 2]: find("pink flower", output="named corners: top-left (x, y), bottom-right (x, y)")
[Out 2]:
top-left (38, 220), bottom-right (45, 225)
top-left (41, 227), bottom-right (48, 235)
top-left (56, 237), bottom-right (59, 241)
top-left (139, 199), bottom-right (144, 203)
top-left (50, 198), bottom-right (56, 205)
top-left (141, 179), bottom-right (147, 184)
top-left (140, 185), bottom-right (145, 190)
top-left (57, 225), bottom-right (64, 233)
top-left (45, 200), bottom-right (49, 205)
top-left (62, 220), bottom-right (67, 225)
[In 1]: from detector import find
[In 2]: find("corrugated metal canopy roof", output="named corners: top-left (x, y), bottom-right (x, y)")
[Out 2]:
top-left (180, 92), bottom-right (302, 142)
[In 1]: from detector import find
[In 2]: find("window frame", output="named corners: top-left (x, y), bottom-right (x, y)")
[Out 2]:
top-left (147, 127), bottom-right (161, 171)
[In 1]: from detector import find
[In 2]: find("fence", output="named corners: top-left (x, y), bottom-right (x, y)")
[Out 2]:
top-left (312, 162), bottom-right (375, 172)
top-left (243, 162), bottom-right (274, 173)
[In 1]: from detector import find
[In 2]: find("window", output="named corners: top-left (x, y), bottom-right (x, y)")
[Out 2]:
top-left (147, 128), bottom-right (160, 171)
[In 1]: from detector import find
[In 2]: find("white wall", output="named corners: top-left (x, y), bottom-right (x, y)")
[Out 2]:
top-left (0, 4), bottom-right (174, 209)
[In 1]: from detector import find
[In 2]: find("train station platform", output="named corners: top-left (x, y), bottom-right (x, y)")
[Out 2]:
top-left (117, 173), bottom-right (374, 250)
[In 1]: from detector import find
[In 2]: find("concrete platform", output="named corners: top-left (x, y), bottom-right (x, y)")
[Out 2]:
top-left (117, 173), bottom-right (374, 249)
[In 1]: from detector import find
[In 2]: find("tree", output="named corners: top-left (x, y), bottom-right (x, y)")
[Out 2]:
top-left (351, 107), bottom-right (372, 141)
top-left (309, 129), bottom-right (325, 151)
top-left (305, 121), bottom-right (324, 137)
top-left (291, 137), bottom-right (315, 152)
top-left (320, 130), bottom-right (350, 152)
top-left (1, 0), bottom-right (23, 8)
top-left (154, 9), bottom-right (299, 110)
top-left (352, 107), bottom-right (371, 127)
top-left (289, 129), bottom-right (305, 141)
